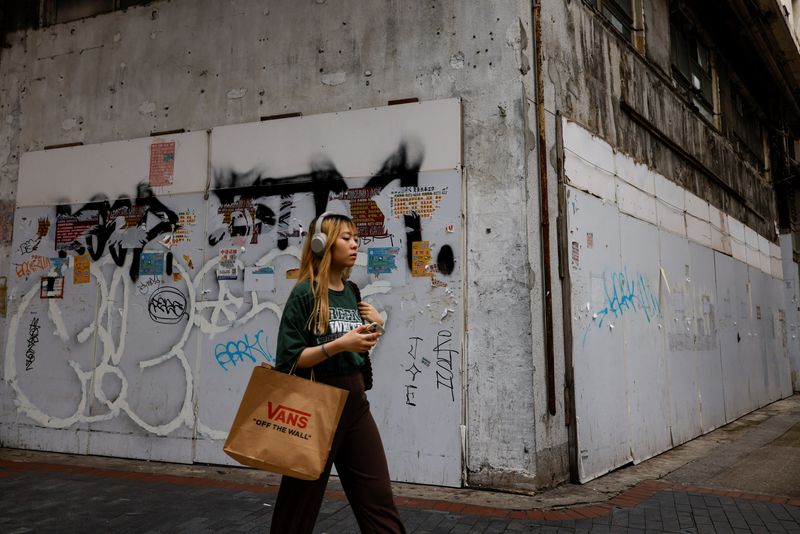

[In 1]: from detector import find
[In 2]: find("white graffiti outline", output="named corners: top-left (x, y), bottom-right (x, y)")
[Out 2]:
top-left (3, 244), bottom-right (391, 441)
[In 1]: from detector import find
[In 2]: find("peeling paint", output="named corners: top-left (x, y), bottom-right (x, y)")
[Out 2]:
top-left (321, 71), bottom-right (346, 86)
top-left (449, 52), bottom-right (465, 69)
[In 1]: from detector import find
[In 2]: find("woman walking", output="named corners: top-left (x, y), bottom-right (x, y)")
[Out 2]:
top-left (271, 212), bottom-right (406, 533)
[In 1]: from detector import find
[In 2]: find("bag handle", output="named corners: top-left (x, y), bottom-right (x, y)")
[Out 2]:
top-left (288, 360), bottom-right (315, 382)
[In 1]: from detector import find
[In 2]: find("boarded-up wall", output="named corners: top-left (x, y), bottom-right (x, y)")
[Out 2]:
top-left (1, 100), bottom-right (465, 487)
top-left (563, 119), bottom-right (794, 482)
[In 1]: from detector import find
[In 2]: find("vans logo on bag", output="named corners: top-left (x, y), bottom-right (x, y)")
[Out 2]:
top-left (266, 402), bottom-right (310, 429)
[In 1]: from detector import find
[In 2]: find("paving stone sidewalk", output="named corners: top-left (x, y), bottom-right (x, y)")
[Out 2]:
top-left (1, 459), bottom-right (799, 533)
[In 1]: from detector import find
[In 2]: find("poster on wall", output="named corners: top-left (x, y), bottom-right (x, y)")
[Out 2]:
top-left (149, 141), bottom-right (176, 186)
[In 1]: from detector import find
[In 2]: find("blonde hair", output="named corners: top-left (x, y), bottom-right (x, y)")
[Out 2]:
top-left (298, 214), bottom-right (356, 335)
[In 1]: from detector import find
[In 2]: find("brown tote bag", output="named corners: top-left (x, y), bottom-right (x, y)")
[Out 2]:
top-left (223, 364), bottom-right (348, 480)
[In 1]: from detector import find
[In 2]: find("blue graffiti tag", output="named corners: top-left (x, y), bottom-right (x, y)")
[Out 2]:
top-left (582, 269), bottom-right (661, 345)
top-left (214, 329), bottom-right (273, 371)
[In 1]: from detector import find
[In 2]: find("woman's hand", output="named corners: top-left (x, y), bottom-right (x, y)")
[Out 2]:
top-left (357, 301), bottom-right (384, 326)
top-left (332, 323), bottom-right (382, 353)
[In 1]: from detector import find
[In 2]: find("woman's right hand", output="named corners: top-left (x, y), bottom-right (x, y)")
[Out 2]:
top-left (334, 324), bottom-right (382, 353)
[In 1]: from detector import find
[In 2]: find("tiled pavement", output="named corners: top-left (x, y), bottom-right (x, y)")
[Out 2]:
top-left (1, 459), bottom-right (799, 533)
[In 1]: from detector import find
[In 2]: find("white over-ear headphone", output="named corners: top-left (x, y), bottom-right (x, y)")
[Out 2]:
top-left (310, 212), bottom-right (332, 256)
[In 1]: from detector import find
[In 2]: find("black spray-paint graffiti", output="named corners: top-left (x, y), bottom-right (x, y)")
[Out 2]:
top-left (42, 144), bottom-right (455, 283)
top-left (404, 336), bottom-right (423, 407)
top-left (147, 286), bottom-right (188, 324)
top-left (209, 142), bottom-right (455, 276)
top-left (17, 237), bottom-right (41, 255)
top-left (209, 160), bottom-right (348, 249)
top-left (434, 329), bottom-right (457, 402)
top-left (55, 184), bottom-right (179, 281)
top-left (25, 317), bottom-right (40, 371)
top-left (136, 276), bottom-right (162, 296)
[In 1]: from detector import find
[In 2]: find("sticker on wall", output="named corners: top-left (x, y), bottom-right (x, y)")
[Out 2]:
top-left (40, 276), bottom-right (65, 299)
top-left (139, 252), bottom-right (165, 276)
top-left (73, 254), bottom-right (91, 284)
top-left (36, 217), bottom-right (51, 238)
top-left (55, 211), bottom-right (99, 251)
top-left (149, 141), bottom-right (176, 186)
top-left (173, 210), bottom-right (197, 244)
top-left (244, 266), bottom-right (275, 292)
top-left (286, 268), bottom-right (300, 280)
top-left (49, 257), bottom-right (68, 277)
top-left (391, 186), bottom-right (447, 219)
top-left (334, 187), bottom-right (387, 237)
top-left (367, 247), bottom-right (400, 275)
top-left (217, 248), bottom-right (239, 280)
top-left (411, 241), bottom-right (432, 277)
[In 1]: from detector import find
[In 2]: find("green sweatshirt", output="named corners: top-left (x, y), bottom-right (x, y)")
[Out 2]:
top-left (276, 279), bottom-right (365, 378)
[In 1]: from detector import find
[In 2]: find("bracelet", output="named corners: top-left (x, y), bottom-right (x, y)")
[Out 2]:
top-left (320, 343), bottom-right (331, 359)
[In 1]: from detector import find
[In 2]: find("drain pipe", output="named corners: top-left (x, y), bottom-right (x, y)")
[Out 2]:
top-left (532, 0), bottom-right (556, 416)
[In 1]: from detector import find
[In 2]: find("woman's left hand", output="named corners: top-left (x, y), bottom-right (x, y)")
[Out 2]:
top-left (357, 301), bottom-right (383, 326)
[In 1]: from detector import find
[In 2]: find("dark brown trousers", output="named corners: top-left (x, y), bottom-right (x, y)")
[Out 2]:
top-left (270, 372), bottom-right (406, 533)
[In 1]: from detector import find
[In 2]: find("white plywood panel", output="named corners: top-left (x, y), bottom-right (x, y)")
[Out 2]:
top-left (567, 187), bottom-right (629, 482)
top-left (686, 214), bottom-right (713, 248)
top-left (759, 272), bottom-right (784, 404)
top-left (194, 167), bottom-right (465, 487)
top-left (618, 214), bottom-right (671, 464)
top-left (715, 252), bottom-right (747, 422)
top-left (564, 151), bottom-right (617, 202)
top-left (768, 275), bottom-right (793, 399)
top-left (685, 192), bottom-right (709, 221)
top-left (744, 227), bottom-right (759, 268)
top-left (563, 119), bottom-right (616, 174)
top-left (779, 234), bottom-right (800, 391)
top-left (655, 176), bottom-right (686, 237)
top-left (616, 179), bottom-right (657, 225)
top-left (17, 131), bottom-right (208, 207)
top-left (212, 99), bottom-right (461, 179)
top-left (2, 206), bottom-right (98, 447)
top-left (758, 236), bottom-right (771, 275)
top-left (728, 217), bottom-right (747, 262)
top-left (709, 206), bottom-right (732, 255)
top-left (659, 230), bottom-right (702, 445)
top-left (614, 154), bottom-right (655, 195)
top-left (770, 242), bottom-right (782, 262)
top-left (772, 256), bottom-right (784, 280)
top-left (745, 267), bottom-right (769, 411)
top-left (85, 192), bottom-right (206, 464)
top-left (563, 120), bottom-right (616, 202)
top-left (770, 241), bottom-right (784, 279)
top-left (688, 242), bottom-right (725, 432)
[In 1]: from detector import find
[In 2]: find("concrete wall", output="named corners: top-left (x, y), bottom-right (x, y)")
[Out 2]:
top-left (0, 0), bottom-right (564, 491)
top-left (540, 0), bottom-right (778, 238)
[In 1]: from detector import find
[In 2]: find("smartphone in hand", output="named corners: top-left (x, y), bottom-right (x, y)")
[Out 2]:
top-left (366, 322), bottom-right (385, 335)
